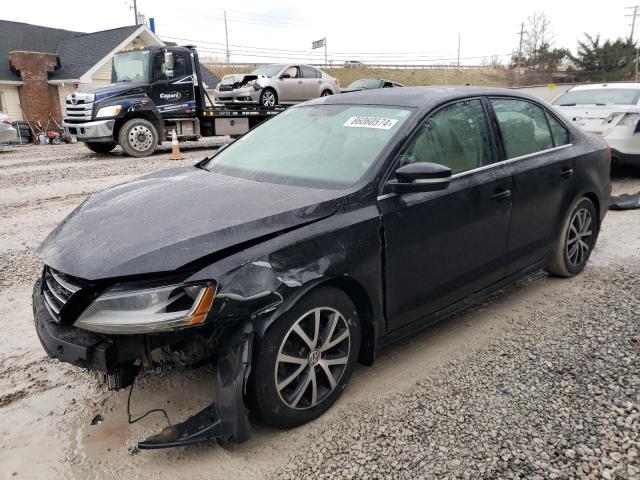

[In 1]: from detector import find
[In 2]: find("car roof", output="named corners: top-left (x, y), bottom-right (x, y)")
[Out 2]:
top-left (569, 83), bottom-right (640, 91)
top-left (306, 86), bottom-right (543, 108)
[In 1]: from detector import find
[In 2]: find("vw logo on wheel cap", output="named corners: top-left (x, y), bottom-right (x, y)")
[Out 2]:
top-left (308, 350), bottom-right (321, 367)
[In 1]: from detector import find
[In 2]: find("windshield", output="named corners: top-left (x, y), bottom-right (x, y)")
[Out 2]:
top-left (553, 88), bottom-right (640, 106)
top-left (112, 51), bottom-right (150, 83)
top-left (203, 105), bottom-right (412, 189)
top-left (347, 79), bottom-right (382, 89)
top-left (251, 64), bottom-right (285, 77)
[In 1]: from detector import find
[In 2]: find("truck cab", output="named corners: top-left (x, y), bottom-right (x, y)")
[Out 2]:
top-left (63, 46), bottom-right (212, 157)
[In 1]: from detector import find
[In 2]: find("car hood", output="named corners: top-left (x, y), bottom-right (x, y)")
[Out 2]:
top-left (84, 82), bottom-right (148, 102)
top-left (37, 167), bottom-right (345, 280)
top-left (219, 74), bottom-right (269, 90)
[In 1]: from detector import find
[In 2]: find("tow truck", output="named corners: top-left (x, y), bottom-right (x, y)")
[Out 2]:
top-left (63, 45), bottom-right (284, 157)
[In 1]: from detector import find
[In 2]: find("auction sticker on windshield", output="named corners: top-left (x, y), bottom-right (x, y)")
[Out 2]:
top-left (343, 116), bottom-right (399, 130)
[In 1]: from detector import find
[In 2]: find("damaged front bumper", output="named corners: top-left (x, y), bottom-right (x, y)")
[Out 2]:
top-left (215, 86), bottom-right (262, 104)
top-left (32, 279), bottom-right (253, 448)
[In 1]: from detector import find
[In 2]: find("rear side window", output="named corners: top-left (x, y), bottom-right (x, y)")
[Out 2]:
top-left (301, 66), bottom-right (320, 78)
top-left (491, 98), bottom-right (554, 158)
top-left (546, 113), bottom-right (570, 146)
top-left (400, 99), bottom-right (494, 174)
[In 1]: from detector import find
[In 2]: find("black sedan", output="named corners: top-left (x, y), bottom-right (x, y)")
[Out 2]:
top-left (33, 87), bottom-right (611, 448)
top-left (341, 77), bottom-right (404, 93)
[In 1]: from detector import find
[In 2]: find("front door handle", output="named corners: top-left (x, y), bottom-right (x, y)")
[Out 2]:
top-left (560, 167), bottom-right (574, 179)
top-left (492, 189), bottom-right (511, 201)
top-left (297, 80), bottom-right (303, 84)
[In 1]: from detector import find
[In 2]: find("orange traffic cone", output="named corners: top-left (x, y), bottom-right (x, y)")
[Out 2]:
top-left (171, 129), bottom-right (182, 160)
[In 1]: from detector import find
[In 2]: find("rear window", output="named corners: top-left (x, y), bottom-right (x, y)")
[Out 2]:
top-left (553, 88), bottom-right (640, 106)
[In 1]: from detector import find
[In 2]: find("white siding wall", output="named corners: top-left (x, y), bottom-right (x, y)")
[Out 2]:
top-left (0, 86), bottom-right (23, 120)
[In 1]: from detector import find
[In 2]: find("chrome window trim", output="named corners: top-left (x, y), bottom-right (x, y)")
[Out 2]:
top-left (451, 143), bottom-right (573, 180)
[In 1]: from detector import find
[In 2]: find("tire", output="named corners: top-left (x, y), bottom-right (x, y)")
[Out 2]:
top-left (321, 90), bottom-right (333, 97)
top-left (85, 142), bottom-right (116, 154)
top-left (259, 88), bottom-right (278, 108)
top-left (545, 197), bottom-right (598, 277)
top-left (118, 118), bottom-right (158, 157)
top-left (250, 286), bottom-right (361, 429)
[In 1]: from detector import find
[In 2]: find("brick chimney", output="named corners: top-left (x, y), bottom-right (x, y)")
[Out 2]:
top-left (9, 51), bottom-right (63, 127)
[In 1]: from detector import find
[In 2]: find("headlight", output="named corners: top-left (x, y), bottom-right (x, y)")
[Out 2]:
top-left (96, 105), bottom-right (122, 118)
top-left (75, 282), bottom-right (216, 334)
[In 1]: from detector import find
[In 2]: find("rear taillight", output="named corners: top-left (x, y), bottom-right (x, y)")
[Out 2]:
top-left (335, 78), bottom-right (340, 87)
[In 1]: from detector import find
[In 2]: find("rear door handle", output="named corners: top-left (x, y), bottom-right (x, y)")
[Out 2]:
top-left (561, 167), bottom-right (574, 179)
top-left (492, 189), bottom-right (511, 201)
top-left (297, 80), bottom-right (303, 84)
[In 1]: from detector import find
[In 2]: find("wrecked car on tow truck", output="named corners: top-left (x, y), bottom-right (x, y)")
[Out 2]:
top-left (33, 87), bottom-right (611, 449)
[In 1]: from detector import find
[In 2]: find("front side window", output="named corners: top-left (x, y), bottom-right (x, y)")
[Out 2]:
top-left (112, 50), bottom-right (150, 83)
top-left (203, 105), bottom-right (412, 188)
top-left (491, 98), bottom-right (554, 159)
top-left (400, 99), bottom-right (494, 175)
top-left (283, 66), bottom-right (299, 78)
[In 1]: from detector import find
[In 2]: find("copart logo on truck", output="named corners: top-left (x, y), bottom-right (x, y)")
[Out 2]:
top-left (160, 91), bottom-right (182, 101)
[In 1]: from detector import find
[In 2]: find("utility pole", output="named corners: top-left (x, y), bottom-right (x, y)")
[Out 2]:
top-left (626, 6), bottom-right (640, 80)
top-left (457, 33), bottom-right (460, 68)
top-left (224, 10), bottom-right (230, 66)
top-left (516, 21), bottom-right (525, 87)
top-left (132, 0), bottom-right (139, 25)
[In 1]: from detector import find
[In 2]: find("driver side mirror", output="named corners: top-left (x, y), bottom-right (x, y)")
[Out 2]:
top-left (388, 162), bottom-right (451, 194)
top-left (280, 73), bottom-right (291, 79)
top-left (164, 51), bottom-right (174, 78)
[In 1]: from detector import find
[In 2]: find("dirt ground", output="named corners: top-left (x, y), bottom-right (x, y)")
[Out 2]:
top-left (0, 142), bottom-right (638, 479)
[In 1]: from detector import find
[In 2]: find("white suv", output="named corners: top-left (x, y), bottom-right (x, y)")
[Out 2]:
top-left (552, 83), bottom-right (640, 166)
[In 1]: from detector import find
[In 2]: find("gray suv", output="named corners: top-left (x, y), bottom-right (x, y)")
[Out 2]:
top-left (215, 64), bottom-right (341, 107)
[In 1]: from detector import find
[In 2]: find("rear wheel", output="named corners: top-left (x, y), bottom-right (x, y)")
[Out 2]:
top-left (250, 287), bottom-right (361, 429)
top-left (545, 197), bottom-right (597, 277)
top-left (118, 118), bottom-right (158, 157)
top-left (259, 89), bottom-right (278, 108)
top-left (321, 90), bottom-right (333, 97)
top-left (85, 142), bottom-right (116, 154)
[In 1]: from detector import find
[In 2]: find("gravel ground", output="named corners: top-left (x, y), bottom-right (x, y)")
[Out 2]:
top-left (272, 265), bottom-right (640, 480)
top-left (0, 143), bottom-right (639, 479)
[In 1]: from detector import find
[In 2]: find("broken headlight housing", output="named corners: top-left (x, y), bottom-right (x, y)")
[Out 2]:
top-left (74, 282), bottom-right (216, 334)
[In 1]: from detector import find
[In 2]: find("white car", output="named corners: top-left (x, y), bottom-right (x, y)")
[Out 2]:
top-left (552, 83), bottom-right (640, 166)
top-left (0, 113), bottom-right (17, 144)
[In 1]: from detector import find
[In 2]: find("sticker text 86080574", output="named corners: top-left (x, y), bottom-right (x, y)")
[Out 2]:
top-left (343, 116), bottom-right (399, 130)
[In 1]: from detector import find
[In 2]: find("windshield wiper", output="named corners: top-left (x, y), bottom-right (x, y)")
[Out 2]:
top-left (558, 103), bottom-right (576, 106)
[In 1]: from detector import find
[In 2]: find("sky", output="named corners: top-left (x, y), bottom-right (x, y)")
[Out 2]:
top-left (2, 0), bottom-right (633, 66)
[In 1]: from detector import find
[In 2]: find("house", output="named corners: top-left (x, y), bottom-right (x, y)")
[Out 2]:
top-left (0, 20), bottom-right (220, 125)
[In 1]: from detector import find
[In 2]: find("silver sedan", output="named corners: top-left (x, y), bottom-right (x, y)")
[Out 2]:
top-left (215, 64), bottom-right (341, 107)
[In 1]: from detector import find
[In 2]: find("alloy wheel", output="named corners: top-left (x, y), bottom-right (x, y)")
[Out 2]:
top-left (566, 207), bottom-right (593, 266)
top-left (128, 125), bottom-right (153, 152)
top-left (275, 307), bottom-right (350, 410)
top-left (262, 91), bottom-right (276, 107)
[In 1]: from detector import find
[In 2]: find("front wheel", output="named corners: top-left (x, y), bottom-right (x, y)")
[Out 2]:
top-left (321, 90), bottom-right (333, 97)
top-left (259, 89), bottom-right (278, 108)
top-left (85, 142), bottom-right (116, 154)
top-left (545, 197), bottom-right (598, 277)
top-left (118, 118), bottom-right (158, 157)
top-left (249, 287), bottom-right (361, 429)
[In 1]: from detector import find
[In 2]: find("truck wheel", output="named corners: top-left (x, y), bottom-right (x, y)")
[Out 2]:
top-left (85, 142), bottom-right (116, 154)
top-left (259, 89), bottom-right (278, 108)
top-left (118, 118), bottom-right (158, 157)
top-left (249, 286), bottom-right (361, 429)
top-left (544, 196), bottom-right (597, 277)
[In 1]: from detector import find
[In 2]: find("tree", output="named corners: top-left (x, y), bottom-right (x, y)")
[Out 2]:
top-left (569, 33), bottom-right (636, 81)
top-left (510, 12), bottom-right (568, 72)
